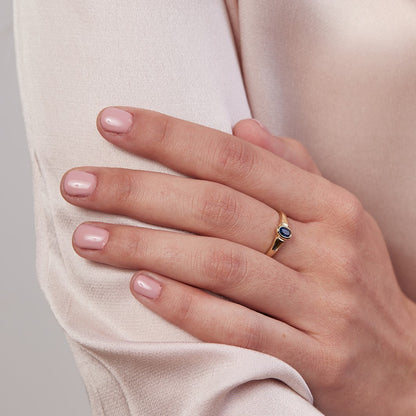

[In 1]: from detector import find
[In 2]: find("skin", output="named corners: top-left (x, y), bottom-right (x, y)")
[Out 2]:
top-left (61, 107), bottom-right (416, 416)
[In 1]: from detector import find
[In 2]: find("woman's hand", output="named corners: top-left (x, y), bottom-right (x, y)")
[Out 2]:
top-left (61, 107), bottom-right (416, 416)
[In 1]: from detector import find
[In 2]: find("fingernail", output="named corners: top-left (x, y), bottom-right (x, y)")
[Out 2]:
top-left (73, 224), bottom-right (109, 250)
top-left (132, 273), bottom-right (162, 299)
top-left (64, 171), bottom-right (97, 196)
top-left (100, 107), bottom-right (133, 133)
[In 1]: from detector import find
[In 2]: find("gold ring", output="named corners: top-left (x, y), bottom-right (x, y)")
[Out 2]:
top-left (266, 211), bottom-right (292, 257)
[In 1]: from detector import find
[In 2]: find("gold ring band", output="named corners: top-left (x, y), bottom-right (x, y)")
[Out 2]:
top-left (266, 211), bottom-right (292, 257)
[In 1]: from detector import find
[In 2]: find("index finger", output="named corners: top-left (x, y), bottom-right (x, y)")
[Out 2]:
top-left (97, 107), bottom-right (340, 222)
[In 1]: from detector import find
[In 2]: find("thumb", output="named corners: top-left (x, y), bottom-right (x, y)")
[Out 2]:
top-left (233, 119), bottom-right (321, 175)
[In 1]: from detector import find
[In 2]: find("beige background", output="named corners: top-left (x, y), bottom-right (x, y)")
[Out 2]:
top-left (0, 0), bottom-right (89, 413)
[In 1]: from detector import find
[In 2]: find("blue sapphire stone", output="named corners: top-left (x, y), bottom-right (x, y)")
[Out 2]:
top-left (278, 226), bottom-right (292, 239)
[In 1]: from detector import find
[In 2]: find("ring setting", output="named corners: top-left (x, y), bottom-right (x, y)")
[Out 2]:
top-left (266, 211), bottom-right (292, 256)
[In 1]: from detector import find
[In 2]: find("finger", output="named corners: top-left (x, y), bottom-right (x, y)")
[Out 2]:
top-left (97, 107), bottom-right (342, 223)
top-left (61, 167), bottom-right (304, 263)
top-left (232, 119), bottom-right (322, 175)
top-left (129, 270), bottom-right (316, 377)
top-left (72, 222), bottom-right (320, 327)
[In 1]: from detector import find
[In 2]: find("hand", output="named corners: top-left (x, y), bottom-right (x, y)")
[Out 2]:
top-left (61, 107), bottom-right (416, 416)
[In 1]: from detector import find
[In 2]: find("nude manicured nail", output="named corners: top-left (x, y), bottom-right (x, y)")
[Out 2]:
top-left (64, 171), bottom-right (96, 196)
top-left (132, 274), bottom-right (162, 299)
top-left (100, 107), bottom-right (133, 133)
top-left (73, 224), bottom-right (109, 250)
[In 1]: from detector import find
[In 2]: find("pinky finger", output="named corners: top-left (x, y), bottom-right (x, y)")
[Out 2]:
top-left (130, 270), bottom-right (314, 371)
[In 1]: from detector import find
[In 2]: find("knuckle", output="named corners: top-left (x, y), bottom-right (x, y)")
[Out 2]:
top-left (198, 185), bottom-right (240, 231)
top-left (225, 314), bottom-right (263, 352)
top-left (202, 246), bottom-right (248, 290)
top-left (118, 229), bottom-right (148, 266)
top-left (172, 291), bottom-right (196, 327)
top-left (337, 298), bottom-right (361, 329)
top-left (318, 345), bottom-right (353, 393)
top-left (291, 139), bottom-right (309, 158)
top-left (282, 138), bottom-right (317, 173)
top-left (135, 112), bottom-right (173, 149)
top-left (157, 116), bottom-right (171, 145)
top-left (330, 244), bottom-right (364, 288)
top-left (342, 194), bottom-right (364, 224)
top-left (333, 244), bottom-right (360, 275)
top-left (215, 139), bottom-right (256, 181)
top-left (326, 291), bottom-right (361, 329)
top-left (330, 190), bottom-right (365, 235)
top-left (112, 171), bottom-right (138, 207)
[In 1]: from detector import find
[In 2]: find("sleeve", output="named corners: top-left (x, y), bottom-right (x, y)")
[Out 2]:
top-left (13, 1), bottom-right (322, 415)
